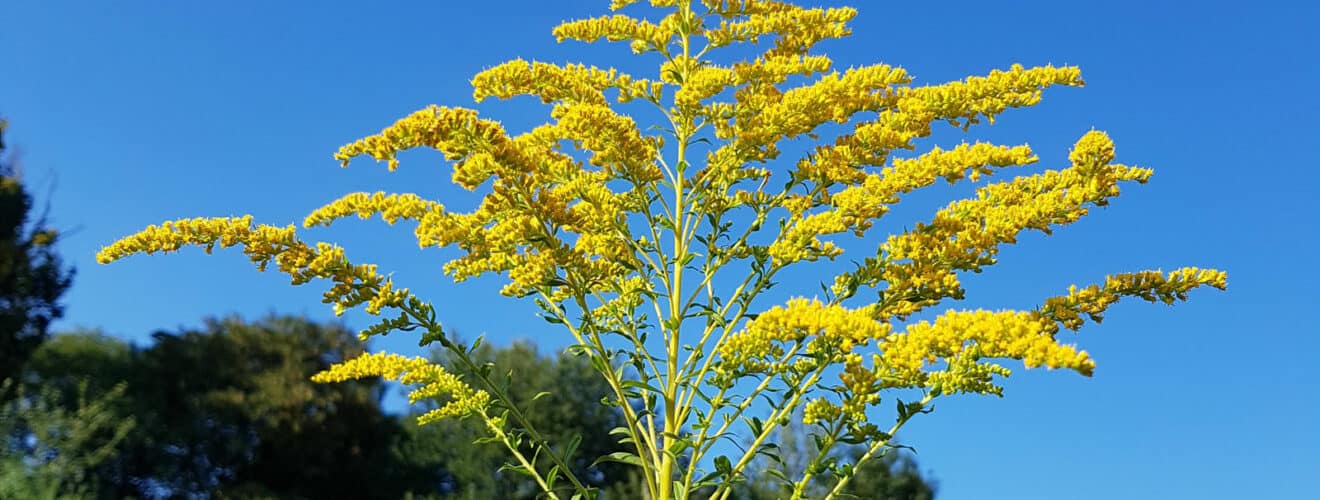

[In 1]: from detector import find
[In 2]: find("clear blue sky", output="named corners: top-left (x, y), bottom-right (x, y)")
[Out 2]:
top-left (5, 1), bottom-right (1318, 498)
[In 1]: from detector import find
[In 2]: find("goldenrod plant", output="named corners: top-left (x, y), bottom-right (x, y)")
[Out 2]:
top-left (99, 1), bottom-right (1226, 498)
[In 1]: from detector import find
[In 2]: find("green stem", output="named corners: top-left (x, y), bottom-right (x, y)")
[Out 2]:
top-left (482, 409), bottom-right (561, 500)
top-left (410, 307), bottom-right (591, 497)
top-left (821, 393), bottom-right (936, 500)
top-left (713, 364), bottom-right (830, 500)
top-left (550, 291), bottom-right (663, 500)
top-left (788, 421), bottom-right (845, 500)
top-left (681, 340), bottom-right (805, 487)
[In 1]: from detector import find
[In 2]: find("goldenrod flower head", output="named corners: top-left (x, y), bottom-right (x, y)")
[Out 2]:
top-left (880, 309), bottom-right (1091, 396)
top-left (553, 14), bottom-right (670, 53)
top-left (705, 3), bottom-right (856, 56)
top-left (473, 59), bottom-right (646, 105)
top-left (1041, 267), bottom-right (1228, 330)
top-left (95, 216), bottom-right (401, 318)
top-left (803, 397), bottom-right (842, 425)
top-left (610, 0), bottom-right (641, 10)
top-left (313, 352), bottom-right (489, 424)
top-left (717, 298), bottom-right (890, 378)
top-left (303, 192), bottom-right (441, 229)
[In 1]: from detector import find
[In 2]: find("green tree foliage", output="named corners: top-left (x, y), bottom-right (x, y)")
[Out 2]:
top-left (4, 333), bottom-right (135, 500)
top-left (22, 331), bottom-right (133, 405)
top-left (23, 316), bottom-right (422, 499)
top-left (127, 316), bottom-right (406, 498)
top-left (0, 380), bottom-right (135, 500)
top-left (0, 118), bottom-right (74, 399)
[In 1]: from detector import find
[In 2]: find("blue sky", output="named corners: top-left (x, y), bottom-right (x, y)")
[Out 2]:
top-left (5, 1), bottom-right (1318, 498)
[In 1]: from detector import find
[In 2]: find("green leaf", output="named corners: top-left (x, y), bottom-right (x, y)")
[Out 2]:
top-left (667, 437), bottom-right (694, 456)
top-left (764, 467), bottom-right (789, 485)
top-left (714, 455), bottom-right (732, 475)
top-left (563, 433), bottom-right (583, 461)
top-left (592, 451), bottom-right (644, 468)
top-left (498, 462), bottom-right (537, 478)
top-left (621, 379), bottom-right (664, 395)
top-left (547, 465), bottom-right (560, 488)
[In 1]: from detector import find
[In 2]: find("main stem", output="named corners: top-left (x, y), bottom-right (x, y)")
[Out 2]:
top-left (660, 6), bottom-right (695, 499)
top-left (660, 109), bottom-right (688, 500)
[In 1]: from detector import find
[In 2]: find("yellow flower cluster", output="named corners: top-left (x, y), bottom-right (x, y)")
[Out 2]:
top-left (551, 103), bottom-right (662, 183)
top-left (808, 265), bottom-right (1224, 418)
top-left (673, 65), bottom-right (1086, 286)
top-left (95, 216), bottom-right (398, 316)
top-left (837, 131), bottom-right (1153, 319)
top-left (1041, 268), bottom-right (1228, 331)
top-left (716, 298), bottom-right (890, 378)
top-left (312, 352), bottom-right (490, 425)
top-left (880, 309), bottom-right (1091, 396)
top-left (303, 192), bottom-right (441, 228)
top-left (733, 54), bottom-right (834, 86)
top-left (552, 14), bottom-right (672, 53)
top-left (328, 97), bottom-right (660, 297)
top-left (595, 275), bottom-right (652, 321)
top-left (732, 64), bottom-right (911, 156)
top-left (903, 64), bottom-right (1084, 128)
top-left (782, 63), bottom-right (1077, 186)
top-left (705, 4), bottom-right (857, 57)
top-left (837, 353), bottom-right (880, 420)
top-left (674, 65), bottom-right (735, 111)
top-left (701, 0), bottom-right (798, 17)
top-left (767, 210), bottom-right (844, 264)
top-left (334, 105), bottom-right (513, 176)
top-left (610, 0), bottom-right (637, 10)
top-left (328, 86), bottom-right (665, 295)
top-left (856, 267), bottom-right (1225, 397)
top-left (802, 396), bottom-right (842, 425)
top-left (472, 59), bottom-right (659, 105)
top-left (771, 142), bottom-right (1039, 265)
top-left (691, 54), bottom-right (834, 192)
top-left (922, 353), bottom-right (1014, 396)
top-left (832, 143), bottom-right (1037, 227)
top-left (887, 310), bottom-right (1088, 372)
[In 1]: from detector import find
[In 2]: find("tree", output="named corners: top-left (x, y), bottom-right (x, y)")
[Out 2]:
top-left (23, 317), bottom-right (423, 499)
top-left (21, 330), bottom-right (134, 405)
top-left (0, 118), bottom-right (74, 399)
top-left (133, 316), bottom-right (420, 499)
top-left (98, 1), bottom-right (1228, 499)
top-left (0, 117), bottom-right (88, 498)
top-left (3, 332), bottom-right (136, 500)
top-left (0, 379), bottom-right (135, 500)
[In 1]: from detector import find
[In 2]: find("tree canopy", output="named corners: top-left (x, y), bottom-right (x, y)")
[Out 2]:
top-left (0, 118), bottom-right (73, 398)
